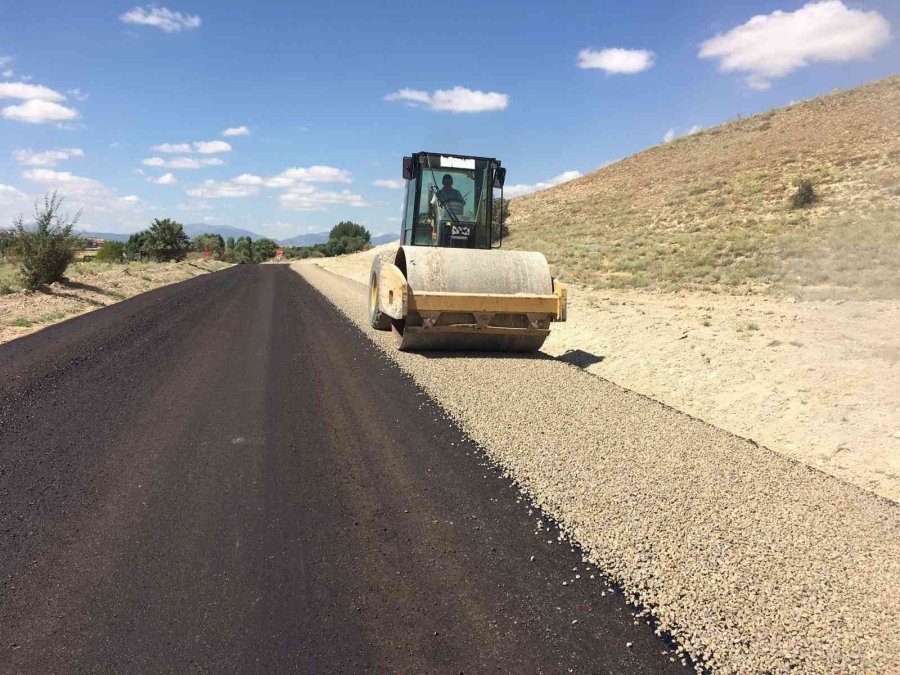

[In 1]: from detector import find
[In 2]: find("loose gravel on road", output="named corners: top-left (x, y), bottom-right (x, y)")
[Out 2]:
top-left (295, 262), bottom-right (900, 675)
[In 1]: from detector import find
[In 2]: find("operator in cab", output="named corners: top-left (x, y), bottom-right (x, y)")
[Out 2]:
top-left (436, 174), bottom-right (464, 206)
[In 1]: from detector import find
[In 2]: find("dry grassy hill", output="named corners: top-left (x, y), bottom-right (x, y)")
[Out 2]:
top-left (507, 75), bottom-right (900, 298)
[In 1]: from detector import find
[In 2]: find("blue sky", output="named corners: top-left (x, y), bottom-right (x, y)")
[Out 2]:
top-left (1, 0), bottom-right (897, 238)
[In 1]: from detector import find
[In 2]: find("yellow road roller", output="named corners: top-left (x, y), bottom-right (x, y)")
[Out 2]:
top-left (368, 152), bottom-right (566, 351)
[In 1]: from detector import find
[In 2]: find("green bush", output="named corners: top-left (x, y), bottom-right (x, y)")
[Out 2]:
top-left (125, 231), bottom-right (153, 260)
top-left (223, 236), bottom-right (235, 262)
top-left (233, 236), bottom-right (253, 264)
top-left (192, 233), bottom-right (225, 258)
top-left (791, 179), bottom-right (817, 209)
top-left (148, 218), bottom-right (190, 262)
top-left (252, 237), bottom-right (278, 262)
top-left (9, 192), bottom-right (81, 289)
top-left (94, 240), bottom-right (126, 262)
top-left (329, 221), bottom-right (370, 242)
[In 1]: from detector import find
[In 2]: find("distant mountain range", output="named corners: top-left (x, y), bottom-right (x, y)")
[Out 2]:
top-left (73, 224), bottom-right (399, 247)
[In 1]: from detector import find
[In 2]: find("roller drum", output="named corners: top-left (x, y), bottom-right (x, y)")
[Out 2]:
top-left (393, 246), bottom-right (555, 352)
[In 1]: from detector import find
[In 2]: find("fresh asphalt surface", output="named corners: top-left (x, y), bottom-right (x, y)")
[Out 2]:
top-left (0, 265), bottom-right (687, 673)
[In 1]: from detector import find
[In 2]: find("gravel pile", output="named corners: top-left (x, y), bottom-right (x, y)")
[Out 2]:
top-left (294, 263), bottom-right (900, 674)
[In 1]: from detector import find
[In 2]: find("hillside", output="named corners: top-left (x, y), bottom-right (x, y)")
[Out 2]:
top-left (508, 75), bottom-right (900, 299)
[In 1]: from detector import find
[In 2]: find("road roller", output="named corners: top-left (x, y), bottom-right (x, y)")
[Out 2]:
top-left (368, 151), bottom-right (566, 351)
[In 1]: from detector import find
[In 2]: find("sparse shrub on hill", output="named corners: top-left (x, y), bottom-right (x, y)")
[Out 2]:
top-left (94, 240), bottom-right (126, 262)
top-left (9, 192), bottom-right (81, 290)
top-left (492, 198), bottom-right (511, 240)
top-left (791, 178), bottom-right (817, 209)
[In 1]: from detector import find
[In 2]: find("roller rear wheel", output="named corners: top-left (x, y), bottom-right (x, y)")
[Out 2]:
top-left (368, 269), bottom-right (392, 330)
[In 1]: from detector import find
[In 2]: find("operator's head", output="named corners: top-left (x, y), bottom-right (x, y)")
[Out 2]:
top-left (442, 174), bottom-right (453, 188)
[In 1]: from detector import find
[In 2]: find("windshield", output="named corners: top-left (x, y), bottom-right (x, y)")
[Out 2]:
top-left (412, 154), bottom-right (493, 248)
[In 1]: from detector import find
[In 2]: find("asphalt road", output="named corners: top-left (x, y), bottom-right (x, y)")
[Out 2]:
top-left (0, 265), bottom-right (687, 673)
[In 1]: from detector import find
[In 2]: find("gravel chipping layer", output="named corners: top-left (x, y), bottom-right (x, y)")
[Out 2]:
top-left (294, 262), bottom-right (900, 675)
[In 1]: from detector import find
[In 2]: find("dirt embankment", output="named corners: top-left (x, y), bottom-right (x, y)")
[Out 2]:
top-left (0, 259), bottom-right (231, 345)
top-left (312, 244), bottom-right (900, 503)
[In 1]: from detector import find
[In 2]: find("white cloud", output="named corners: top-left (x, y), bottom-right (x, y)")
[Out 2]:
top-left (232, 173), bottom-right (264, 185)
top-left (149, 140), bottom-right (232, 154)
top-left (193, 140), bottom-right (232, 154)
top-left (23, 168), bottom-right (113, 202)
top-left (151, 142), bottom-right (192, 153)
top-left (67, 88), bottom-right (89, 101)
top-left (373, 179), bottom-right (403, 189)
top-left (0, 81), bottom-right (78, 124)
top-left (2, 70), bottom-right (12, 78)
top-left (221, 126), bottom-right (250, 137)
top-left (0, 56), bottom-right (13, 68)
top-left (264, 166), bottom-right (352, 187)
top-left (120, 5), bottom-right (201, 32)
top-left (699, 1), bottom-right (891, 90)
top-left (11, 168), bottom-right (148, 232)
top-left (504, 170), bottom-right (582, 198)
top-left (2, 99), bottom-right (78, 124)
top-left (147, 172), bottom-right (177, 185)
top-left (663, 128), bottom-right (676, 143)
top-left (186, 179), bottom-right (261, 199)
top-left (0, 183), bottom-right (26, 201)
top-left (176, 200), bottom-right (212, 211)
top-left (577, 48), bottom-right (655, 74)
top-left (182, 164), bottom-right (362, 210)
top-left (279, 184), bottom-right (367, 211)
top-left (385, 86), bottom-right (508, 113)
top-left (13, 148), bottom-right (84, 167)
top-left (688, 124), bottom-right (703, 135)
top-left (142, 156), bottom-right (224, 169)
top-left (0, 81), bottom-right (65, 102)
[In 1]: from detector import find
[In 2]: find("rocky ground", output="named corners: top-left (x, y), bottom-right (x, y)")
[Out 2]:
top-left (312, 243), bottom-right (900, 503)
top-left (294, 259), bottom-right (900, 674)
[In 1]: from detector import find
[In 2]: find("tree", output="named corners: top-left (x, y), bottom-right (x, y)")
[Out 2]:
top-left (9, 192), bottom-right (81, 289)
top-left (94, 240), bottom-right (126, 262)
top-left (329, 221), bottom-right (370, 243)
top-left (492, 197), bottom-right (510, 240)
top-left (252, 238), bottom-right (278, 262)
top-left (192, 233), bottom-right (225, 258)
top-left (223, 236), bottom-right (235, 262)
top-left (125, 231), bottom-right (153, 260)
top-left (232, 236), bottom-right (253, 264)
top-left (148, 218), bottom-right (190, 262)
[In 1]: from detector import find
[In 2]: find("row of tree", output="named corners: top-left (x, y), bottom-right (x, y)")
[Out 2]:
top-left (281, 221), bottom-right (371, 259)
top-left (2, 191), bottom-right (379, 289)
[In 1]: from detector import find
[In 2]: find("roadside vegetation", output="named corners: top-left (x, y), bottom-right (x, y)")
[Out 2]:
top-left (281, 221), bottom-right (372, 260)
top-left (507, 75), bottom-right (900, 299)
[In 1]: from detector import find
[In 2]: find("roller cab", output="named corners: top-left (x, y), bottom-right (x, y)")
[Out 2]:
top-left (368, 151), bottom-right (566, 352)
